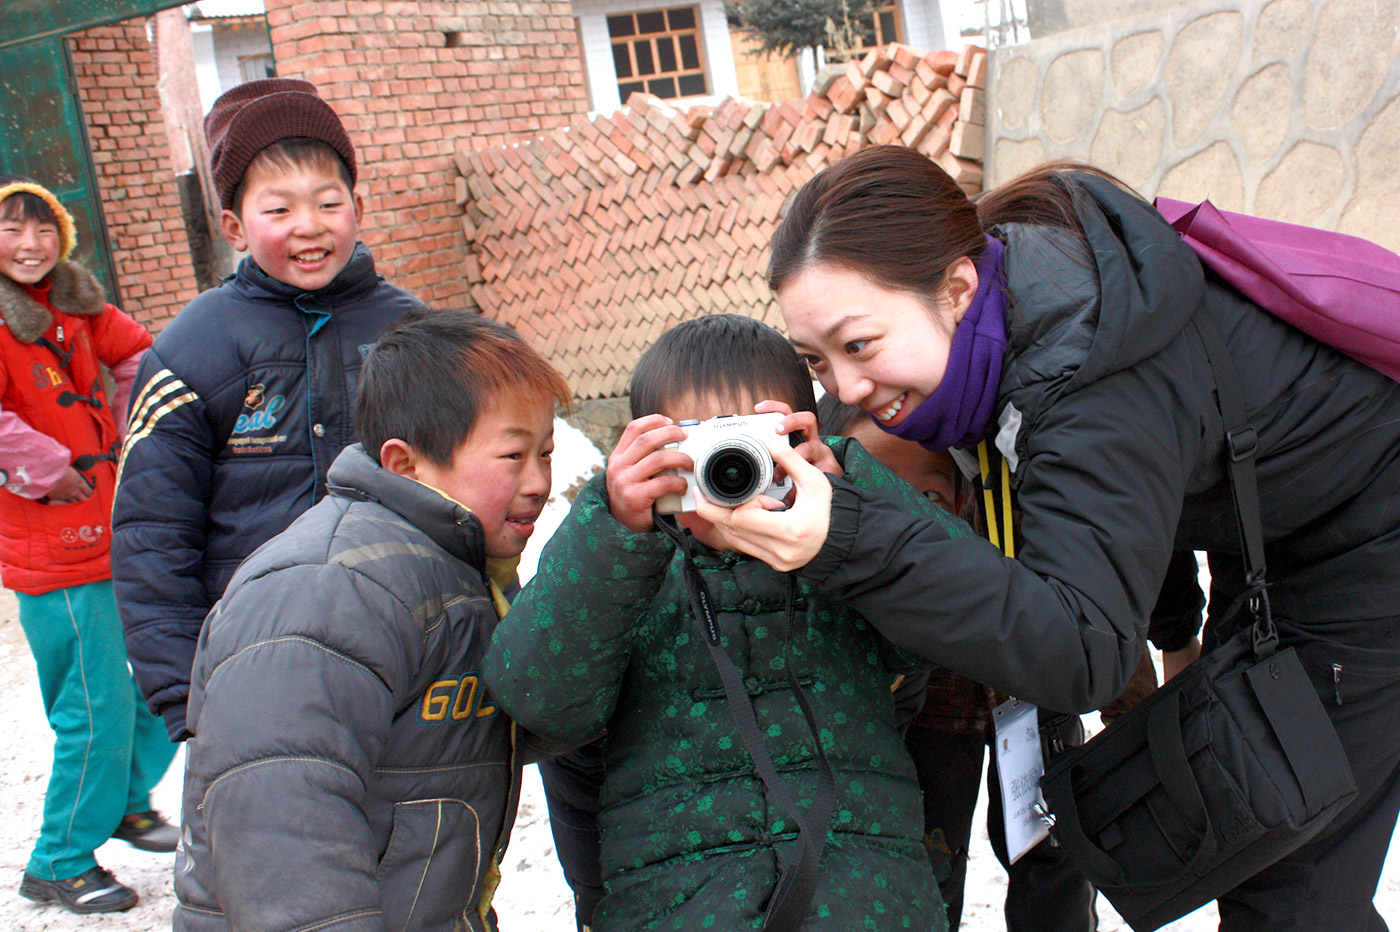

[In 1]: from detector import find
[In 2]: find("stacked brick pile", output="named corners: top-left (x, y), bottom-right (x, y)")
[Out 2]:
top-left (456, 42), bottom-right (989, 401)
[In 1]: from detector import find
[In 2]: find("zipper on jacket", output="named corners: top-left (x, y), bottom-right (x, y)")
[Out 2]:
top-left (1332, 663), bottom-right (1343, 706)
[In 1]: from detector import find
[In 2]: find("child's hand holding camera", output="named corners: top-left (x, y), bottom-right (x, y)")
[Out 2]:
top-left (605, 414), bottom-right (692, 532)
top-left (693, 436), bottom-right (833, 571)
top-left (753, 399), bottom-right (842, 478)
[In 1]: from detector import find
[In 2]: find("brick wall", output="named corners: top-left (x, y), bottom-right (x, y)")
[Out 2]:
top-left (67, 20), bottom-right (202, 329)
top-left (262, 0), bottom-right (591, 308)
top-left (456, 42), bottom-right (988, 401)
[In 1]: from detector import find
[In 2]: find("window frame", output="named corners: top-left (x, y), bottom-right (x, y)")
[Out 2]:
top-left (606, 6), bottom-right (710, 103)
top-left (851, 2), bottom-right (904, 54)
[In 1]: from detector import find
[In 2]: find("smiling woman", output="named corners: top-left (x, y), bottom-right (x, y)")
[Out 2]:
top-left (783, 262), bottom-right (970, 428)
top-left (700, 144), bottom-right (1400, 930)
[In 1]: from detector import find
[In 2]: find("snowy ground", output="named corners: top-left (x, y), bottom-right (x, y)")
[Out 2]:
top-left (2, 418), bottom-right (1395, 929)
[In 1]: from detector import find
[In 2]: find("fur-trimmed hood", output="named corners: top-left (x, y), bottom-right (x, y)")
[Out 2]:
top-left (0, 260), bottom-right (106, 344)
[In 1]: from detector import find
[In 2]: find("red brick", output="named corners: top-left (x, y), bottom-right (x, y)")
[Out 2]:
top-left (960, 86), bottom-right (986, 125)
top-left (936, 149), bottom-right (984, 187)
top-left (954, 44), bottom-right (983, 78)
top-left (844, 60), bottom-right (868, 91)
top-left (924, 88), bottom-right (959, 126)
top-left (858, 48), bottom-right (884, 78)
top-left (886, 97), bottom-right (913, 129)
top-left (924, 50), bottom-right (959, 75)
top-left (869, 116), bottom-right (902, 146)
top-left (871, 69), bottom-right (905, 99)
top-left (917, 122), bottom-right (952, 158)
top-left (900, 113), bottom-right (932, 149)
top-left (802, 94), bottom-right (835, 122)
top-left (967, 50), bottom-right (989, 89)
top-left (890, 43), bottom-right (920, 71)
top-left (950, 121), bottom-right (984, 160)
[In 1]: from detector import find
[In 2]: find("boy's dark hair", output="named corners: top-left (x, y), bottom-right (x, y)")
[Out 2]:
top-left (814, 393), bottom-right (864, 436)
top-left (231, 138), bottom-right (354, 218)
top-left (0, 174), bottom-right (59, 226)
top-left (630, 314), bottom-right (817, 418)
top-left (356, 309), bottom-right (571, 466)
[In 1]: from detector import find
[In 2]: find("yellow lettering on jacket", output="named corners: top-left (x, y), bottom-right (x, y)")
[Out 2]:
top-left (419, 674), bottom-right (498, 724)
top-left (421, 680), bottom-right (456, 722)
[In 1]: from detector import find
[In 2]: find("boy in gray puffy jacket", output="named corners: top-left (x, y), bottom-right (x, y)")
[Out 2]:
top-left (174, 311), bottom-right (570, 932)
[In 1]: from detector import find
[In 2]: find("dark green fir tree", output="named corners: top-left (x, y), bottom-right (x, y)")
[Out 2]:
top-left (725, 0), bottom-right (881, 61)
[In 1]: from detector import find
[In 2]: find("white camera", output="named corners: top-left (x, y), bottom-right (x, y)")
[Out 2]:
top-left (655, 412), bottom-right (794, 514)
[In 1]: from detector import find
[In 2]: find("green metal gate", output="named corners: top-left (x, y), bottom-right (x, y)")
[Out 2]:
top-left (0, 1), bottom-right (193, 303)
top-left (0, 38), bottom-right (120, 300)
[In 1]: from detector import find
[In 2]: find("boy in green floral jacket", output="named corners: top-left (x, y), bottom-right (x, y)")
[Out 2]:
top-left (484, 314), bottom-right (972, 932)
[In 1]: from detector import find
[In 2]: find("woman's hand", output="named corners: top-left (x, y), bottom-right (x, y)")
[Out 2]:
top-left (605, 414), bottom-right (691, 533)
top-left (754, 399), bottom-right (842, 477)
top-left (1162, 637), bottom-right (1202, 681)
top-left (46, 467), bottom-right (93, 504)
top-left (693, 436), bottom-right (833, 571)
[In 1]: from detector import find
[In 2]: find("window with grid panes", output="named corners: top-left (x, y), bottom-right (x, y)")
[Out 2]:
top-left (852, 2), bottom-right (903, 52)
top-left (608, 7), bottom-right (709, 102)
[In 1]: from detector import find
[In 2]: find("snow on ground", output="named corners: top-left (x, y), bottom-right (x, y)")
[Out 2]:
top-left (1, 419), bottom-right (1395, 929)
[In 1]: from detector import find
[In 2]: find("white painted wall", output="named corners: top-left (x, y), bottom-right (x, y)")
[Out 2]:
top-left (190, 22), bottom-right (223, 113)
top-left (571, 0), bottom-right (739, 114)
top-left (901, 0), bottom-right (954, 51)
top-left (189, 18), bottom-right (274, 114)
top-left (211, 23), bottom-right (273, 103)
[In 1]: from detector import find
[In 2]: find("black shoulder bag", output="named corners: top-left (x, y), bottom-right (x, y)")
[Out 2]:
top-left (1038, 311), bottom-right (1358, 932)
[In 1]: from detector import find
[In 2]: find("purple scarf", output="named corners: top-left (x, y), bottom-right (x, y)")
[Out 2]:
top-left (880, 235), bottom-right (1007, 451)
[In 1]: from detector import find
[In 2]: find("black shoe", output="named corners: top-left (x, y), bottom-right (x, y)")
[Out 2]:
top-left (18, 866), bottom-right (138, 913)
top-left (112, 809), bottom-right (180, 853)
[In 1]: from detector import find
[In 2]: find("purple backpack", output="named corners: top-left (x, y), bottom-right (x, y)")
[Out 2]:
top-left (1155, 197), bottom-right (1400, 383)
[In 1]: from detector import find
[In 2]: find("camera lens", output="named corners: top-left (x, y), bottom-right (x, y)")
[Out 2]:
top-left (700, 445), bottom-right (762, 505)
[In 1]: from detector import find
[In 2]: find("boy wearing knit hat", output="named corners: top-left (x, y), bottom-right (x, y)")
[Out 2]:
top-left (111, 78), bottom-right (425, 742)
top-left (0, 174), bottom-right (179, 914)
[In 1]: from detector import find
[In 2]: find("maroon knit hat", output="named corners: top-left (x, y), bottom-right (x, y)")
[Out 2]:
top-left (205, 78), bottom-right (357, 210)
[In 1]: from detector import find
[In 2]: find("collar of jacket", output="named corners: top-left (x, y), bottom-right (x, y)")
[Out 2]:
top-left (233, 241), bottom-right (380, 305)
top-left (0, 260), bottom-right (106, 343)
top-left (325, 443), bottom-right (486, 570)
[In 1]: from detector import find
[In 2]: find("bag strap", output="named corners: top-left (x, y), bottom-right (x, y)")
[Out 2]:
top-left (1188, 311), bottom-right (1278, 654)
top-left (656, 514), bottom-right (835, 931)
top-left (1046, 309), bottom-right (1286, 890)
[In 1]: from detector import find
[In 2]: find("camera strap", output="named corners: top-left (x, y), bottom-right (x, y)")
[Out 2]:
top-left (655, 513), bottom-right (836, 932)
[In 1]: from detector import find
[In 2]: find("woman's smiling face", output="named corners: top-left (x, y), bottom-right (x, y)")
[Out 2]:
top-left (780, 262), bottom-right (973, 429)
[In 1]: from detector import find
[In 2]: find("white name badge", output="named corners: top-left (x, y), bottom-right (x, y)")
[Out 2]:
top-left (992, 697), bottom-right (1051, 864)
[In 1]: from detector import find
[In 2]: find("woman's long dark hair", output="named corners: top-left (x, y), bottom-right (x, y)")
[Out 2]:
top-left (768, 147), bottom-right (1135, 299)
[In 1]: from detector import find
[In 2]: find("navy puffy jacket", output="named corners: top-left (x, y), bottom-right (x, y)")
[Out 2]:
top-left (112, 243), bottom-right (422, 739)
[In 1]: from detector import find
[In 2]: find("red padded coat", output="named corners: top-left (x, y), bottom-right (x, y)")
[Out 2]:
top-left (0, 261), bottom-right (150, 594)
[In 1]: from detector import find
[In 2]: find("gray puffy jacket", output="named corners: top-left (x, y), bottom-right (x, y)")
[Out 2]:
top-left (174, 444), bottom-right (518, 932)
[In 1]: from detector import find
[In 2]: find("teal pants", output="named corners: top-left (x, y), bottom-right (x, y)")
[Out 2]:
top-left (18, 579), bottom-right (177, 881)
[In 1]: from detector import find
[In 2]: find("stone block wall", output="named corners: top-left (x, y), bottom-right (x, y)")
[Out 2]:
top-left (262, 0), bottom-right (592, 308)
top-left (67, 21), bottom-right (202, 328)
top-left (988, 0), bottom-right (1400, 251)
top-left (456, 42), bottom-right (989, 402)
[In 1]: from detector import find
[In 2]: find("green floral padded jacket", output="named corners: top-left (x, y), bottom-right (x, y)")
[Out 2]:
top-left (483, 438), bottom-right (974, 932)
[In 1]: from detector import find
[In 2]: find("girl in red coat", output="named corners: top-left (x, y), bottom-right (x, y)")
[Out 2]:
top-left (0, 175), bottom-right (176, 914)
